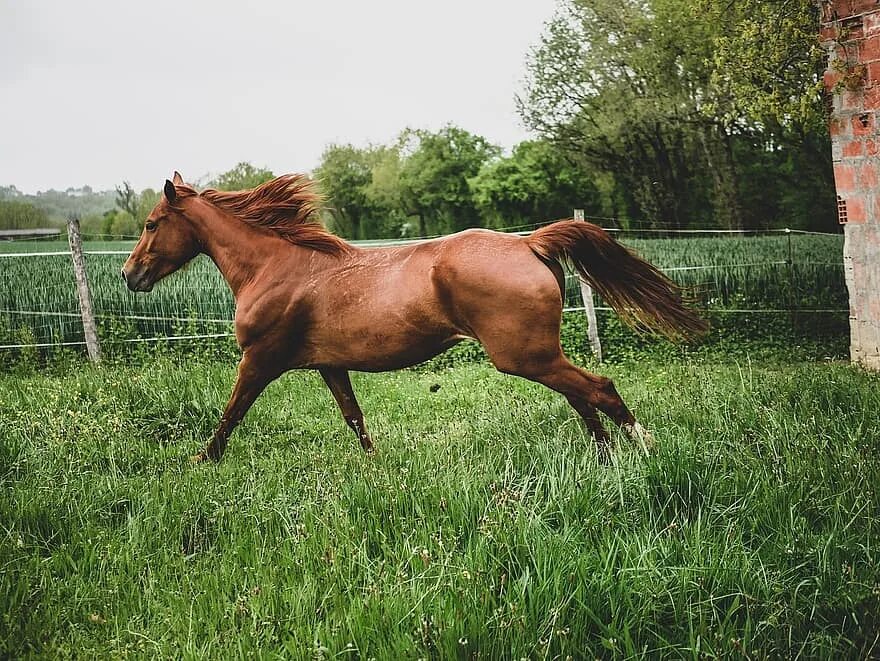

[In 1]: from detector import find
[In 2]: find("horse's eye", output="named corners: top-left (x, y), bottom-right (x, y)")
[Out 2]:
top-left (145, 221), bottom-right (158, 232)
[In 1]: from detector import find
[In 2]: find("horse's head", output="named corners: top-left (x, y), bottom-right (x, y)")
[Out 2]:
top-left (122, 172), bottom-right (202, 292)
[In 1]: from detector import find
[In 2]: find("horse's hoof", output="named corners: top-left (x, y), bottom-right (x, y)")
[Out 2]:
top-left (190, 452), bottom-right (209, 465)
top-left (625, 422), bottom-right (655, 455)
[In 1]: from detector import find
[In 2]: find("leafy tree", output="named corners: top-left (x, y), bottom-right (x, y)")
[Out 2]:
top-left (109, 210), bottom-right (138, 238)
top-left (78, 213), bottom-right (103, 239)
top-left (520, 0), bottom-right (717, 228)
top-left (398, 126), bottom-right (501, 235)
top-left (519, 0), bottom-right (835, 230)
top-left (696, 0), bottom-right (826, 130)
top-left (109, 185), bottom-right (165, 237)
top-left (209, 162), bottom-right (275, 191)
top-left (314, 144), bottom-right (380, 240)
top-left (135, 188), bottom-right (160, 222)
top-left (100, 210), bottom-right (118, 237)
top-left (0, 199), bottom-right (51, 230)
top-left (469, 140), bottom-right (607, 228)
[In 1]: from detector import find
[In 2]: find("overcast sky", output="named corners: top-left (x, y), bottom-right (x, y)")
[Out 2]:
top-left (1, 1), bottom-right (557, 193)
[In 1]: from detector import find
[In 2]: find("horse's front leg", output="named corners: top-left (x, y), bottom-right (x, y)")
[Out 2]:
top-left (319, 368), bottom-right (373, 451)
top-left (192, 353), bottom-right (277, 463)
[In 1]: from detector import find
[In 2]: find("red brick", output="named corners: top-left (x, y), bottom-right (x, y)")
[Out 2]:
top-left (847, 195), bottom-right (867, 223)
top-left (831, 116), bottom-right (852, 138)
top-left (852, 111), bottom-right (876, 136)
top-left (825, 69), bottom-right (842, 91)
top-left (840, 13), bottom-right (865, 41)
top-left (844, 139), bottom-right (865, 157)
top-left (866, 12), bottom-right (880, 35)
top-left (866, 138), bottom-right (880, 155)
top-left (866, 60), bottom-right (880, 85)
top-left (863, 35), bottom-right (880, 62)
top-left (864, 84), bottom-right (880, 108)
top-left (835, 162), bottom-right (859, 191)
top-left (848, 1), bottom-right (880, 16)
top-left (842, 90), bottom-right (865, 110)
top-left (821, 20), bottom-right (840, 37)
top-left (860, 161), bottom-right (880, 188)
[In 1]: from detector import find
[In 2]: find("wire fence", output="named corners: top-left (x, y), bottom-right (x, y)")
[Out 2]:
top-left (0, 226), bottom-right (848, 355)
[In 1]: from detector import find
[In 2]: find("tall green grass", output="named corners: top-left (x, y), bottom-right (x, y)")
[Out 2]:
top-left (1, 358), bottom-right (878, 657)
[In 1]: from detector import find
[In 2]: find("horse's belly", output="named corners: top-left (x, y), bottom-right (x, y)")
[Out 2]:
top-left (296, 322), bottom-right (469, 372)
top-left (333, 333), bottom-right (467, 371)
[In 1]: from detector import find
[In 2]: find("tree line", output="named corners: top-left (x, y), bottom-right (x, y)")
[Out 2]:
top-left (1, 0), bottom-right (835, 238)
top-left (315, 0), bottom-right (835, 238)
top-left (518, 0), bottom-right (834, 232)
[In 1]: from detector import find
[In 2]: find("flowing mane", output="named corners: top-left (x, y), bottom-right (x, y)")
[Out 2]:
top-left (182, 175), bottom-right (350, 254)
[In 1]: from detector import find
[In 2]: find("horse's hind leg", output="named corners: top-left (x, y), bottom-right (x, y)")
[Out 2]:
top-left (320, 368), bottom-right (373, 451)
top-left (491, 348), bottom-right (651, 453)
top-left (564, 395), bottom-right (608, 437)
top-left (533, 358), bottom-right (655, 452)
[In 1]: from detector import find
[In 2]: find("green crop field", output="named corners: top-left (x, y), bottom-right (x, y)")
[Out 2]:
top-left (1, 357), bottom-right (878, 658)
top-left (0, 232), bottom-right (847, 357)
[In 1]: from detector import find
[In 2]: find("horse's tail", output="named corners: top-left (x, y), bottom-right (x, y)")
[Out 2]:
top-left (526, 220), bottom-right (708, 341)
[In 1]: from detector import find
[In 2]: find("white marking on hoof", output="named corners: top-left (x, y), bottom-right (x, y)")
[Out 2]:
top-left (625, 422), bottom-right (655, 455)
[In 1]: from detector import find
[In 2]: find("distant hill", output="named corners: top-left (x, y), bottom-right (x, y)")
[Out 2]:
top-left (0, 185), bottom-right (116, 224)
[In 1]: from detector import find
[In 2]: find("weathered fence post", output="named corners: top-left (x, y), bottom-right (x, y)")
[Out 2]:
top-left (67, 216), bottom-right (101, 362)
top-left (785, 227), bottom-right (796, 328)
top-left (575, 209), bottom-right (602, 362)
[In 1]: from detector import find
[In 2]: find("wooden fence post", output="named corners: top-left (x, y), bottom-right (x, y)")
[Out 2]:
top-left (67, 216), bottom-right (101, 362)
top-left (574, 209), bottom-right (603, 362)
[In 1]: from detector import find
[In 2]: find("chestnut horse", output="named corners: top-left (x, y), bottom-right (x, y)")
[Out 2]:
top-left (123, 173), bottom-right (705, 463)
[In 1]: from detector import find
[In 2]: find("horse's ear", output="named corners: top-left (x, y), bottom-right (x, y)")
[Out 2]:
top-left (164, 179), bottom-right (177, 203)
top-left (172, 171), bottom-right (184, 185)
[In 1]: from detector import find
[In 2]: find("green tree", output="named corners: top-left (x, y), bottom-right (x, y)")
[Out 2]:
top-left (109, 185), bottom-right (165, 237)
top-left (1, 185), bottom-right (116, 224)
top-left (109, 210), bottom-right (138, 238)
top-left (398, 126), bottom-right (501, 235)
top-left (208, 162), bottom-right (275, 191)
top-left (316, 142), bottom-right (418, 239)
top-left (314, 144), bottom-right (379, 240)
top-left (696, 0), bottom-right (826, 130)
top-left (0, 199), bottom-right (51, 230)
top-left (79, 213), bottom-right (105, 239)
top-left (519, 0), bottom-right (835, 230)
top-left (101, 210), bottom-right (118, 238)
top-left (469, 140), bottom-right (607, 228)
top-left (135, 188), bottom-right (160, 222)
top-left (519, 0), bottom-right (716, 227)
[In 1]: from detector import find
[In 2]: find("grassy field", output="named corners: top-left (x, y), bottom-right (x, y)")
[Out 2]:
top-left (2, 357), bottom-right (878, 658)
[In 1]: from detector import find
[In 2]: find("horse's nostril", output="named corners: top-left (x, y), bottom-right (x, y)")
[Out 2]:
top-left (120, 268), bottom-right (127, 282)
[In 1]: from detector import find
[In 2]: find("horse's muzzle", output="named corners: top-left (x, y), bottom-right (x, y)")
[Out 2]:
top-left (121, 266), bottom-right (153, 292)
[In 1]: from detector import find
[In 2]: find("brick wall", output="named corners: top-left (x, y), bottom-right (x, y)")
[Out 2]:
top-left (821, 0), bottom-right (880, 370)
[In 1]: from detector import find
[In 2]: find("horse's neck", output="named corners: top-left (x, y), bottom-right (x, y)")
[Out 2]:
top-left (189, 200), bottom-right (291, 296)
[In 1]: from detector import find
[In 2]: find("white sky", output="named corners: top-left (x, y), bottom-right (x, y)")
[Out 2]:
top-left (0, 1), bottom-right (557, 193)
